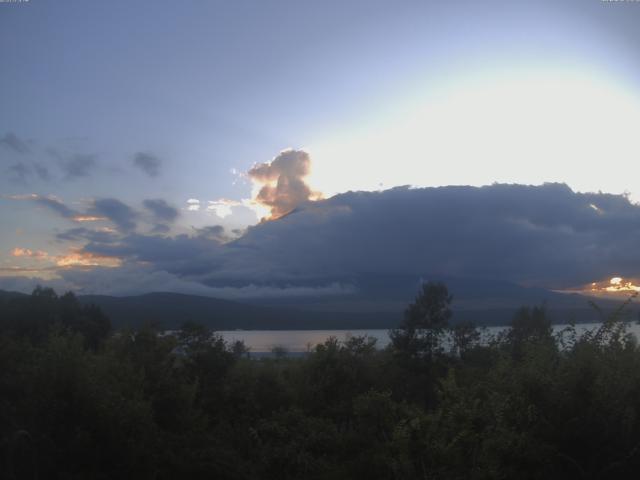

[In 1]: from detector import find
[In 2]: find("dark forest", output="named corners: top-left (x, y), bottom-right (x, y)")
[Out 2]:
top-left (2, 284), bottom-right (640, 479)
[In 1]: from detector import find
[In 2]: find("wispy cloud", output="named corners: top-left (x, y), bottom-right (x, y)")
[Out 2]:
top-left (60, 153), bottom-right (98, 179)
top-left (0, 132), bottom-right (30, 154)
top-left (143, 198), bottom-right (179, 222)
top-left (11, 194), bottom-right (79, 219)
top-left (7, 163), bottom-right (31, 183)
top-left (55, 248), bottom-right (122, 268)
top-left (11, 247), bottom-right (49, 259)
top-left (88, 198), bottom-right (138, 232)
top-left (56, 227), bottom-right (119, 243)
top-left (133, 152), bottom-right (162, 177)
top-left (10, 245), bottom-right (120, 266)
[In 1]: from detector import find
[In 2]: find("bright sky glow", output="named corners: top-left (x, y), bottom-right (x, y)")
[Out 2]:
top-left (584, 276), bottom-right (640, 296)
top-left (308, 69), bottom-right (640, 200)
top-left (2, 1), bottom-right (640, 296)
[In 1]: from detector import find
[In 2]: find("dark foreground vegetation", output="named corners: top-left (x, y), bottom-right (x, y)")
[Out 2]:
top-left (1, 284), bottom-right (640, 479)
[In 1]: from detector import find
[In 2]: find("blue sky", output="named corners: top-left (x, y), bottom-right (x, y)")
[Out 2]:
top-left (2, 0), bottom-right (640, 296)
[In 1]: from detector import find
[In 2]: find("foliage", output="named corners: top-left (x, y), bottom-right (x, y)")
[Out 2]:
top-left (2, 286), bottom-right (640, 478)
top-left (390, 281), bottom-right (453, 361)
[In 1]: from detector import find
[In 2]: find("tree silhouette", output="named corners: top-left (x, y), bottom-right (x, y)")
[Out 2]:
top-left (390, 281), bottom-right (452, 360)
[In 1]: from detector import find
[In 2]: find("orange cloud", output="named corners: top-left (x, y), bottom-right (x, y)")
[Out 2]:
top-left (11, 247), bottom-right (49, 259)
top-left (10, 246), bottom-right (121, 269)
top-left (570, 276), bottom-right (640, 297)
top-left (248, 149), bottom-right (322, 220)
top-left (72, 215), bottom-right (106, 222)
top-left (55, 249), bottom-right (122, 268)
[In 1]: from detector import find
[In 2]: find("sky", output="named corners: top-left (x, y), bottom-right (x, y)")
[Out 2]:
top-left (2, 0), bottom-right (640, 298)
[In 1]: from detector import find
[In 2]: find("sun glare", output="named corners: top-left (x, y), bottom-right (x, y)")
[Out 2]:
top-left (587, 276), bottom-right (640, 295)
top-left (308, 69), bottom-right (640, 199)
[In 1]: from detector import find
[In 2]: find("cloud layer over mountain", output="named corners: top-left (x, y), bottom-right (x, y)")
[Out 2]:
top-left (36, 182), bottom-right (635, 297)
top-left (3, 182), bottom-right (640, 297)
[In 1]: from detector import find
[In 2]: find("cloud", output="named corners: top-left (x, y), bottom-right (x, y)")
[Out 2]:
top-left (11, 248), bottom-right (49, 259)
top-left (55, 249), bottom-right (122, 268)
top-left (206, 199), bottom-right (240, 218)
top-left (5, 162), bottom-right (50, 184)
top-left (0, 132), bottom-right (30, 154)
top-left (8, 194), bottom-right (141, 232)
top-left (89, 183), bottom-right (640, 290)
top-left (56, 227), bottom-right (119, 244)
top-left (7, 163), bottom-right (31, 183)
top-left (20, 194), bottom-right (79, 219)
top-left (9, 194), bottom-right (111, 224)
top-left (59, 153), bottom-right (97, 179)
top-left (186, 198), bottom-right (200, 211)
top-left (87, 198), bottom-right (138, 232)
top-left (194, 225), bottom-right (227, 242)
top-left (82, 233), bottom-right (226, 277)
top-left (248, 149), bottom-right (320, 219)
top-left (143, 198), bottom-right (179, 222)
top-left (0, 266), bottom-right (355, 299)
top-left (9, 183), bottom-right (640, 298)
top-left (232, 183), bottom-right (640, 289)
top-left (133, 152), bottom-right (162, 177)
top-left (33, 163), bottom-right (50, 181)
top-left (9, 245), bottom-right (120, 267)
top-left (151, 223), bottom-right (171, 234)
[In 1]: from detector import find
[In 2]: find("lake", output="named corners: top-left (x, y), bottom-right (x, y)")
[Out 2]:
top-left (217, 322), bottom-right (640, 354)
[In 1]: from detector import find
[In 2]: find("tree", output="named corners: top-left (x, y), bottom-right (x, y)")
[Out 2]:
top-left (507, 305), bottom-right (553, 356)
top-left (390, 281), bottom-right (453, 360)
top-left (450, 320), bottom-right (480, 358)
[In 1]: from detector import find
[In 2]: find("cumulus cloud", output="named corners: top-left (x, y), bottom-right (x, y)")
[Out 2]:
top-left (133, 152), bottom-right (162, 177)
top-left (248, 149), bottom-right (320, 219)
top-left (143, 198), bottom-right (179, 223)
top-left (206, 199), bottom-right (240, 218)
top-left (0, 132), bottom-right (30, 154)
top-left (186, 198), bottom-right (201, 211)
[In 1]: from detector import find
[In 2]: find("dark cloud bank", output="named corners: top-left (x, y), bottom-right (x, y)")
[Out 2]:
top-left (63, 183), bottom-right (640, 296)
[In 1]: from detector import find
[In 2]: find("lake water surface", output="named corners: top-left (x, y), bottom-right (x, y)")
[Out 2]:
top-left (218, 322), bottom-right (640, 354)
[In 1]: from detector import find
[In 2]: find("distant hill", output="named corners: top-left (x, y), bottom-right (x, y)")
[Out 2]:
top-left (76, 292), bottom-right (398, 330)
top-left (2, 276), bottom-right (636, 330)
top-left (0, 290), bottom-right (27, 301)
top-left (243, 274), bottom-right (638, 327)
